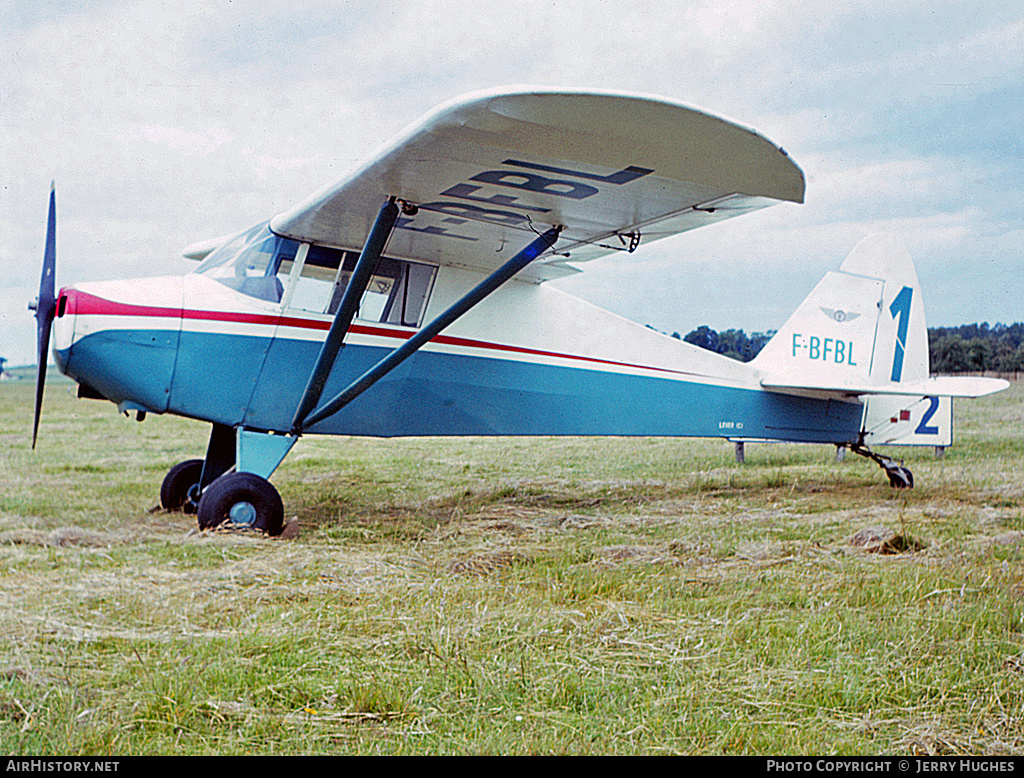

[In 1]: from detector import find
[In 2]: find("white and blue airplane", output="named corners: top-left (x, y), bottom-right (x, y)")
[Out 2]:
top-left (31, 88), bottom-right (1007, 536)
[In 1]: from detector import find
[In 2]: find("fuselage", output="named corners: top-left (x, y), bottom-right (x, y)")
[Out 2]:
top-left (52, 226), bottom-right (865, 445)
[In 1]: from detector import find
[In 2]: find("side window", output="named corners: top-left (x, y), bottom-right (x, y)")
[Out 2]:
top-left (281, 246), bottom-right (435, 326)
top-left (350, 272), bottom-right (395, 321)
top-left (280, 259), bottom-right (336, 313)
top-left (383, 262), bottom-right (435, 327)
top-left (278, 246), bottom-right (353, 314)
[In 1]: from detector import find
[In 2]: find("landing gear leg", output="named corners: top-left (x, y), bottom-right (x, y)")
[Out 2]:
top-left (160, 423), bottom-right (287, 536)
top-left (848, 444), bottom-right (914, 489)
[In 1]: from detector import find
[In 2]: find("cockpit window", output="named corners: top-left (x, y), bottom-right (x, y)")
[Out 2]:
top-left (194, 221), bottom-right (436, 326)
top-left (194, 222), bottom-right (296, 303)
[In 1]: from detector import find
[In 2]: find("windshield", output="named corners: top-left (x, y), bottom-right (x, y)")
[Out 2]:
top-left (194, 221), bottom-right (298, 303)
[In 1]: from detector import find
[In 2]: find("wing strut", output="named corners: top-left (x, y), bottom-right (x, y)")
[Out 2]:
top-left (294, 224), bottom-right (563, 433)
top-left (291, 198), bottom-right (400, 431)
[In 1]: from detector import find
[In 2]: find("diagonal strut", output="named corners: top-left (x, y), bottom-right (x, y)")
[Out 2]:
top-left (291, 197), bottom-right (400, 431)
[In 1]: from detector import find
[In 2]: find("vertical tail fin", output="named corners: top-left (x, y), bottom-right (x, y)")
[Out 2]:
top-left (752, 233), bottom-right (929, 389)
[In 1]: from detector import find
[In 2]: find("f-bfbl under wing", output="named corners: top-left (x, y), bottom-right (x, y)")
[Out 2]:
top-left (269, 87), bottom-right (806, 282)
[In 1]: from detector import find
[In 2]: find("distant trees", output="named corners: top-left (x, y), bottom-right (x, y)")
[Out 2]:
top-left (928, 322), bottom-right (1024, 374)
top-left (674, 321), bottom-right (1024, 374)
top-left (681, 327), bottom-right (776, 362)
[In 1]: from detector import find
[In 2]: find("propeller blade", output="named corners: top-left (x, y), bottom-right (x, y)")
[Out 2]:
top-left (32, 184), bottom-right (57, 449)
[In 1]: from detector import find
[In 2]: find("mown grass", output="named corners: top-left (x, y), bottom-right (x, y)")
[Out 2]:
top-left (1, 379), bottom-right (1022, 754)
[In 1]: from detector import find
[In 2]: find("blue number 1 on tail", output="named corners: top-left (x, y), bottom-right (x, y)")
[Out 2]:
top-left (889, 286), bottom-right (913, 382)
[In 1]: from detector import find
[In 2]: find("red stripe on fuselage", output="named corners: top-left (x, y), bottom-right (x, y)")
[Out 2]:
top-left (63, 288), bottom-right (181, 320)
top-left (65, 288), bottom-right (701, 379)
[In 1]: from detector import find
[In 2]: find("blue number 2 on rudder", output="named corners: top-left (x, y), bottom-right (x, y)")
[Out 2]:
top-left (915, 396), bottom-right (940, 435)
top-left (889, 286), bottom-right (913, 382)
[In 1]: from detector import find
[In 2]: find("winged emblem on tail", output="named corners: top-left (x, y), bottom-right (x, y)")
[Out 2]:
top-left (820, 307), bottom-right (860, 323)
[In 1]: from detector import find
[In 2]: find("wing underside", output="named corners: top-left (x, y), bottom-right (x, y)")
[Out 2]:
top-left (270, 88), bottom-right (805, 282)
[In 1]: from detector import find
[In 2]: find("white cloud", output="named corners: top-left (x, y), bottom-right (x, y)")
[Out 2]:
top-left (131, 123), bottom-right (234, 157)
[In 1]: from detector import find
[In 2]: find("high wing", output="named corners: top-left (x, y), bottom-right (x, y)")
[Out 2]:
top-left (269, 87), bottom-right (805, 283)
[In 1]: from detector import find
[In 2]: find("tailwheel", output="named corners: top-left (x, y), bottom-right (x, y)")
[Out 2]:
top-left (197, 472), bottom-right (284, 536)
top-left (160, 459), bottom-right (204, 512)
top-left (849, 444), bottom-right (914, 489)
top-left (885, 465), bottom-right (914, 489)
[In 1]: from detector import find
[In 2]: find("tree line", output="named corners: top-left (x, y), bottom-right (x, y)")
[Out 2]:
top-left (927, 322), bottom-right (1024, 374)
top-left (678, 326), bottom-right (776, 362)
top-left (670, 322), bottom-right (1024, 375)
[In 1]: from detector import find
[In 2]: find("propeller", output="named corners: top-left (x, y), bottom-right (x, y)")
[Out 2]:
top-left (30, 183), bottom-right (57, 449)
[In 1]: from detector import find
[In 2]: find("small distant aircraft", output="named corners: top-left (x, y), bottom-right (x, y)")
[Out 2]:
top-left (31, 88), bottom-right (1007, 536)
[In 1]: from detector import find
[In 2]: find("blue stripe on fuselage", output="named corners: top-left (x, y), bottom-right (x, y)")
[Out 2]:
top-left (70, 328), bottom-right (864, 442)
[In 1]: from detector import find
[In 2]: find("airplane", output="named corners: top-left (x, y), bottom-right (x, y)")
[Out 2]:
top-left (30, 87), bottom-right (1008, 537)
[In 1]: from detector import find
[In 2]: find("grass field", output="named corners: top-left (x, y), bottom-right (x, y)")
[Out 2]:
top-left (1, 378), bottom-right (1022, 755)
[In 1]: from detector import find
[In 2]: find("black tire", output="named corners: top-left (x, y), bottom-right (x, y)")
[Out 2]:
top-left (160, 459), bottom-right (204, 511)
top-left (196, 472), bottom-right (284, 536)
top-left (887, 466), bottom-right (914, 489)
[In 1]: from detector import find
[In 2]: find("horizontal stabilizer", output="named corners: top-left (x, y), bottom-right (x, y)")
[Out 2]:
top-left (759, 374), bottom-right (1009, 398)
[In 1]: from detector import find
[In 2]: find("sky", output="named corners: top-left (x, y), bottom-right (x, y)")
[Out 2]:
top-left (2, 0), bottom-right (1022, 366)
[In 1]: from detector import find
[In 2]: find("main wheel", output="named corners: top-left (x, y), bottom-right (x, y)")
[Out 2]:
top-left (160, 459), bottom-right (204, 511)
top-left (196, 472), bottom-right (284, 536)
